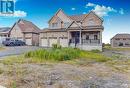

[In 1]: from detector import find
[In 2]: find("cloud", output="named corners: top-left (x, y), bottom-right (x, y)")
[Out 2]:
top-left (119, 8), bottom-right (124, 15)
top-left (13, 10), bottom-right (27, 17)
top-left (71, 8), bottom-right (76, 11)
top-left (93, 5), bottom-right (117, 17)
top-left (0, 10), bottom-right (27, 17)
top-left (86, 2), bottom-right (96, 7)
top-left (83, 12), bottom-right (87, 14)
top-left (85, 2), bottom-right (124, 17)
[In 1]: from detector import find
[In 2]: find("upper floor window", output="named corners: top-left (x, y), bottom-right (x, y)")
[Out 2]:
top-left (52, 23), bottom-right (58, 28)
top-left (64, 22), bottom-right (70, 27)
top-left (115, 38), bottom-right (120, 40)
top-left (123, 38), bottom-right (126, 40)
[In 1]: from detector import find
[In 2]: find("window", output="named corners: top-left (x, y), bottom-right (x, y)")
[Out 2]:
top-left (115, 38), bottom-right (120, 40)
top-left (125, 43), bottom-right (130, 45)
top-left (119, 42), bottom-right (123, 46)
top-left (123, 38), bottom-right (126, 40)
top-left (86, 35), bottom-right (89, 40)
top-left (94, 35), bottom-right (98, 40)
top-left (52, 23), bottom-right (58, 28)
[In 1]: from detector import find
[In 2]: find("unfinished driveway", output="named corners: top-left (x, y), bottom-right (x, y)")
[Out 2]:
top-left (0, 46), bottom-right (41, 58)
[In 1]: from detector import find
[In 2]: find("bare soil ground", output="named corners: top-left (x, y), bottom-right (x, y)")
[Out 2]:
top-left (0, 63), bottom-right (130, 88)
top-left (0, 48), bottom-right (130, 88)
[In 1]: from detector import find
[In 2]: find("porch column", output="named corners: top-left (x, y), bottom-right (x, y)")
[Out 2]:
top-left (79, 29), bottom-right (82, 45)
top-left (68, 31), bottom-right (70, 46)
top-left (99, 31), bottom-right (102, 45)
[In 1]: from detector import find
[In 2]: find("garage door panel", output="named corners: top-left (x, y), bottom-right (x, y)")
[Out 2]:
top-left (49, 39), bottom-right (58, 47)
top-left (25, 39), bottom-right (32, 45)
top-left (59, 38), bottom-right (68, 47)
top-left (41, 39), bottom-right (48, 47)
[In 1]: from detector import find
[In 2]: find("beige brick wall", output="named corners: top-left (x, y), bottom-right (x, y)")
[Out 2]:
top-left (111, 38), bottom-right (130, 47)
top-left (82, 12), bottom-right (102, 27)
top-left (10, 24), bottom-right (24, 39)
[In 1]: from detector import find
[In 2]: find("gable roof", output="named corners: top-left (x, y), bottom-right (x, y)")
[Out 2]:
top-left (82, 11), bottom-right (103, 22)
top-left (48, 9), bottom-right (68, 23)
top-left (112, 34), bottom-right (130, 39)
top-left (0, 27), bottom-right (11, 33)
top-left (40, 28), bottom-right (67, 33)
top-left (11, 19), bottom-right (40, 33)
top-left (66, 21), bottom-right (82, 30)
top-left (48, 9), bottom-right (103, 24)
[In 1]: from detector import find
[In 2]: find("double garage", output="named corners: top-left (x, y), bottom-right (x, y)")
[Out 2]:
top-left (41, 37), bottom-right (68, 47)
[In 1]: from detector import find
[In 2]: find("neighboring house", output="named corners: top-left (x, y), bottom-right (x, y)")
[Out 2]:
top-left (9, 19), bottom-right (40, 46)
top-left (0, 27), bottom-right (10, 37)
top-left (111, 34), bottom-right (130, 47)
top-left (39, 9), bottom-right (104, 51)
top-left (0, 27), bottom-right (11, 44)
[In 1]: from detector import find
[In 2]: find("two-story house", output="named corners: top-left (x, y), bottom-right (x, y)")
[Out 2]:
top-left (39, 9), bottom-right (104, 51)
top-left (111, 33), bottom-right (130, 47)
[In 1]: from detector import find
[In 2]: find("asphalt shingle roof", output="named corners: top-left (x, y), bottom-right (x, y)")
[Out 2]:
top-left (0, 27), bottom-right (10, 33)
top-left (112, 34), bottom-right (130, 39)
top-left (16, 19), bottom-right (40, 33)
top-left (69, 14), bottom-right (87, 22)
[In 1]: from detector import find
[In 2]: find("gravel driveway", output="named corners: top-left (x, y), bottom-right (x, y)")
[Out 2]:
top-left (0, 46), bottom-right (41, 58)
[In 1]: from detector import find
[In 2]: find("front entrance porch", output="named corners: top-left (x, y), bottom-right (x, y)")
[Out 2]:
top-left (68, 31), bottom-right (102, 51)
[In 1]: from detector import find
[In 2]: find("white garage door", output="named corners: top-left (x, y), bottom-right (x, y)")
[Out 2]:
top-left (59, 38), bottom-right (68, 47)
top-left (41, 38), bottom-right (48, 47)
top-left (49, 38), bottom-right (58, 47)
top-left (0, 37), bottom-right (6, 44)
top-left (25, 38), bottom-right (32, 45)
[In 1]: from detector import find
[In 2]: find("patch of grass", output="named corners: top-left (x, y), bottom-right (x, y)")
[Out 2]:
top-left (107, 59), bottom-right (130, 72)
top-left (0, 55), bottom-right (26, 65)
top-left (25, 48), bottom-right (82, 62)
top-left (90, 49), bottom-right (101, 53)
top-left (1, 48), bottom-right (111, 65)
top-left (0, 68), bottom-right (4, 74)
top-left (104, 45), bottom-right (130, 51)
top-left (24, 48), bottom-right (111, 63)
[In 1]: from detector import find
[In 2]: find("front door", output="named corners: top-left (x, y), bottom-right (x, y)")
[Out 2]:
top-left (71, 32), bottom-right (80, 44)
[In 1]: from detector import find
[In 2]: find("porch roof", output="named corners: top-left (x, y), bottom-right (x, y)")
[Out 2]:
top-left (40, 26), bottom-right (103, 33)
top-left (0, 27), bottom-right (11, 34)
top-left (40, 28), bottom-right (67, 33)
top-left (68, 26), bottom-right (104, 30)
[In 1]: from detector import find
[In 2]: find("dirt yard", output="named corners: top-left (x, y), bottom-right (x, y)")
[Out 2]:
top-left (0, 48), bottom-right (130, 88)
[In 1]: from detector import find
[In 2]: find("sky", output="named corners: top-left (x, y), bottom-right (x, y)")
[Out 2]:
top-left (0, 0), bottom-right (130, 43)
